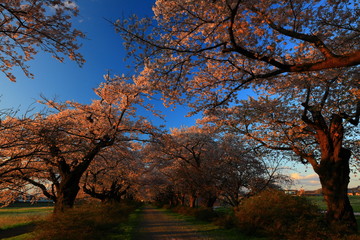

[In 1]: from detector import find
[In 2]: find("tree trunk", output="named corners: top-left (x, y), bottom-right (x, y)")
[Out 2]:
top-left (169, 196), bottom-right (178, 207)
top-left (205, 195), bottom-right (217, 208)
top-left (179, 194), bottom-right (186, 206)
top-left (317, 148), bottom-right (357, 233)
top-left (189, 194), bottom-right (197, 208)
top-left (301, 112), bottom-right (358, 233)
top-left (54, 174), bottom-right (82, 213)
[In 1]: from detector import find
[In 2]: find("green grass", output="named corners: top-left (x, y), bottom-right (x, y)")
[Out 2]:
top-left (3, 233), bottom-right (33, 240)
top-left (30, 202), bottom-right (142, 240)
top-left (107, 208), bottom-right (143, 240)
top-left (0, 202), bottom-right (142, 240)
top-left (0, 206), bottom-right (52, 240)
top-left (0, 206), bottom-right (52, 230)
top-left (163, 208), bottom-right (266, 240)
top-left (306, 195), bottom-right (360, 212)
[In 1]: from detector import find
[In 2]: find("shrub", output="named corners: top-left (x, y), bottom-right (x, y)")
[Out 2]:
top-left (171, 205), bottom-right (218, 222)
top-left (234, 190), bottom-right (325, 239)
top-left (193, 208), bottom-right (218, 221)
top-left (31, 202), bottom-right (138, 240)
top-left (162, 204), bottom-right (172, 209)
top-left (213, 214), bottom-right (236, 229)
top-left (172, 205), bottom-right (195, 216)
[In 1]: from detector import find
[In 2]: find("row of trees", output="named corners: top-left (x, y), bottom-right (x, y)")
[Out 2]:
top-left (143, 126), bottom-right (288, 208)
top-left (0, 0), bottom-right (359, 235)
top-left (0, 90), bottom-right (287, 212)
top-left (115, 0), bottom-right (360, 233)
top-left (0, 77), bottom-right (161, 212)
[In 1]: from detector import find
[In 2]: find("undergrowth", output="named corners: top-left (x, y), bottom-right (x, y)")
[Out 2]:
top-left (30, 201), bottom-right (141, 240)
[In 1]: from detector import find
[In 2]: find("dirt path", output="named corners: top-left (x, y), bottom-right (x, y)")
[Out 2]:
top-left (134, 206), bottom-right (213, 240)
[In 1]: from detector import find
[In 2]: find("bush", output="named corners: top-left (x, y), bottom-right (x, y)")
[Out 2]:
top-left (172, 205), bottom-right (195, 216)
top-left (193, 208), bottom-right (218, 221)
top-left (171, 205), bottom-right (218, 222)
top-left (213, 214), bottom-right (236, 229)
top-left (234, 190), bottom-right (326, 239)
top-left (31, 202), bottom-right (139, 240)
top-left (162, 204), bottom-right (172, 209)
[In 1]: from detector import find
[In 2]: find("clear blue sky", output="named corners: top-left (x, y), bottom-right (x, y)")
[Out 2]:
top-left (0, 0), bottom-right (195, 129)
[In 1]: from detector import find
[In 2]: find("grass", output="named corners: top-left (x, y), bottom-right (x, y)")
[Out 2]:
top-left (307, 195), bottom-right (360, 212)
top-left (30, 202), bottom-right (142, 240)
top-left (163, 208), bottom-right (266, 240)
top-left (0, 206), bottom-right (52, 230)
top-left (0, 205), bottom-right (52, 240)
top-left (3, 233), bottom-right (33, 240)
top-left (0, 202), bottom-right (142, 240)
top-left (2, 199), bottom-right (360, 240)
top-left (107, 208), bottom-right (143, 240)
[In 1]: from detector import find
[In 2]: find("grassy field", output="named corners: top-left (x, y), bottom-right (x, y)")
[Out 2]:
top-left (306, 195), bottom-right (360, 212)
top-left (0, 204), bottom-right (52, 240)
top-left (0, 202), bottom-right (143, 240)
top-left (0, 205), bottom-right (53, 230)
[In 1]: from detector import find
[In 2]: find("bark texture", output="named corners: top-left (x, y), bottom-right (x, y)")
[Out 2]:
top-left (317, 148), bottom-right (357, 232)
top-left (303, 111), bottom-right (357, 232)
top-left (54, 172), bottom-right (82, 213)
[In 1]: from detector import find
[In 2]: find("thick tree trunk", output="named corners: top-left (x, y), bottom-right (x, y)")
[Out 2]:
top-left (205, 196), bottom-right (217, 208)
top-left (301, 112), bottom-right (358, 233)
top-left (317, 148), bottom-right (357, 233)
top-left (54, 174), bottom-right (82, 213)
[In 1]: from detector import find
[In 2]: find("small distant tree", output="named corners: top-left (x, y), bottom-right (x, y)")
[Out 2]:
top-left (0, 0), bottom-right (85, 81)
top-left (216, 135), bottom-right (289, 206)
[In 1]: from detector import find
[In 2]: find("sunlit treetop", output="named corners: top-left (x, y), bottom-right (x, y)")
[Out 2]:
top-left (0, 0), bottom-right (85, 81)
top-left (116, 0), bottom-right (359, 109)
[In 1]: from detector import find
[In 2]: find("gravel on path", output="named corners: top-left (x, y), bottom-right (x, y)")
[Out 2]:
top-left (134, 206), bottom-right (213, 240)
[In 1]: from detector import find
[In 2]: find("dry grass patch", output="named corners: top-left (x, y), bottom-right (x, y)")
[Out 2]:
top-left (0, 207), bottom-right (52, 230)
top-left (31, 202), bottom-right (139, 240)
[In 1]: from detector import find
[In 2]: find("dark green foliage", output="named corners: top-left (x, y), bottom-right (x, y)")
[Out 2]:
top-left (234, 190), bottom-right (326, 239)
top-left (169, 205), bottom-right (237, 229)
top-left (194, 208), bottom-right (218, 221)
top-left (171, 206), bottom-right (194, 215)
top-left (172, 206), bottom-right (218, 222)
top-left (31, 202), bottom-right (139, 240)
top-left (213, 213), bottom-right (237, 229)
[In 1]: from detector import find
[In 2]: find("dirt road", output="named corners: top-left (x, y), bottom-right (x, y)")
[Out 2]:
top-left (134, 206), bottom-right (213, 240)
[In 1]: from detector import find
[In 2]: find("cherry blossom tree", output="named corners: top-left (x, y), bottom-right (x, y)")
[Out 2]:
top-left (145, 126), bottom-right (222, 208)
top-left (202, 69), bottom-right (360, 230)
top-left (82, 142), bottom-right (143, 203)
top-left (0, 0), bottom-right (84, 81)
top-left (0, 77), bottom-right (158, 212)
top-left (116, 0), bottom-right (359, 109)
top-left (145, 126), bottom-right (285, 208)
top-left (216, 135), bottom-right (290, 206)
top-left (115, 0), bottom-right (360, 231)
top-left (0, 110), bottom-right (40, 205)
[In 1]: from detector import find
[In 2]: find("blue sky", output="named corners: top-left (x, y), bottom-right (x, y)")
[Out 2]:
top-left (0, 0), bottom-right (194, 129)
top-left (0, 0), bottom-right (358, 190)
